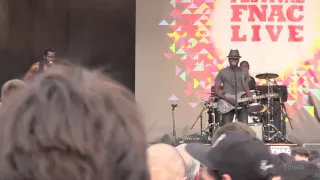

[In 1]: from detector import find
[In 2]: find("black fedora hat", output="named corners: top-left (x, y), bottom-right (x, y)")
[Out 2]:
top-left (227, 49), bottom-right (241, 59)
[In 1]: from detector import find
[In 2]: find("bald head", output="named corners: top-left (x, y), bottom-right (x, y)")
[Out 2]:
top-left (147, 143), bottom-right (186, 180)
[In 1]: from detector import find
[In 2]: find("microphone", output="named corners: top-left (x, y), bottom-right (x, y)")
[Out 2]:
top-left (48, 61), bottom-right (54, 67)
top-left (171, 104), bottom-right (177, 111)
top-left (171, 104), bottom-right (177, 108)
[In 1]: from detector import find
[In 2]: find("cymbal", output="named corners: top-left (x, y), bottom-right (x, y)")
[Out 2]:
top-left (255, 73), bottom-right (279, 79)
top-left (206, 92), bottom-right (215, 94)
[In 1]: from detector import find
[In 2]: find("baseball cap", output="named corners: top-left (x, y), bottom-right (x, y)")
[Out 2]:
top-left (186, 131), bottom-right (279, 180)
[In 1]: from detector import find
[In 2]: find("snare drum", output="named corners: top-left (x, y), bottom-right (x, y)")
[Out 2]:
top-left (248, 90), bottom-right (264, 113)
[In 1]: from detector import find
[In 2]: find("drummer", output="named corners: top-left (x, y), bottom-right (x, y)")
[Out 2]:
top-left (240, 61), bottom-right (256, 90)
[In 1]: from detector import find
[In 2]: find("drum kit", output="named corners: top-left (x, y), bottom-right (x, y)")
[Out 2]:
top-left (185, 72), bottom-right (292, 144)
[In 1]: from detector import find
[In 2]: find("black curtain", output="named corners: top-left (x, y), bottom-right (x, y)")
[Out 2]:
top-left (0, 0), bottom-right (135, 92)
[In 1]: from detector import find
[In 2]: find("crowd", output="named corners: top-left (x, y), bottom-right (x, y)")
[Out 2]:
top-left (0, 64), bottom-right (319, 180)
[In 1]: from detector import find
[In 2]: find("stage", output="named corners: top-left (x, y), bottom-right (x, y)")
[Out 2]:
top-left (136, 0), bottom-right (320, 144)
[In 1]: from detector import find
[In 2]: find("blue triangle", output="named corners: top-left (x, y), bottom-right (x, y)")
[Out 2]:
top-left (176, 26), bottom-right (181, 31)
top-left (159, 20), bottom-right (169, 26)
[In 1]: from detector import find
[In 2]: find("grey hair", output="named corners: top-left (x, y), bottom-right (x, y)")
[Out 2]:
top-left (1, 79), bottom-right (26, 102)
top-left (185, 160), bottom-right (198, 180)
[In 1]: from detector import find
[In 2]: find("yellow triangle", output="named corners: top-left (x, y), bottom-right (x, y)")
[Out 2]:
top-left (303, 65), bottom-right (311, 70)
top-left (199, 25), bottom-right (209, 32)
top-left (193, 9), bottom-right (199, 14)
top-left (195, 31), bottom-right (202, 37)
top-left (205, 20), bottom-right (212, 26)
top-left (207, 54), bottom-right (214, 59)
top-left (181, 32), bottom-right (188, 37)
top-left (194, 79), bottom-right (200, 89)
top-left (167, 32), bottom-right (180, 42)
top-left (200, 3), bottom-right (209, 9)
top-left (200, 37), bottom-right (210, 43)
top-left (308, 106), bottom-right (315, 117)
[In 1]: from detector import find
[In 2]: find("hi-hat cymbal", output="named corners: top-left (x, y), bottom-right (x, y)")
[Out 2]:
top-left (255, 73), bottom-right (279, 79)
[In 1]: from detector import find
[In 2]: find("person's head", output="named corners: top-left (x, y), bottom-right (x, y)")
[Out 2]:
top-left (240, 61), bottom-right (249, 70)
top-left (291, 146), bottom-right (309, 161)
top-left (44, 48), bottom-right (56, 63)
top-left (227, 49), bottom-right (241, 67)
top-left (176, 144), bottom-right (201, 180)
top-left (0, 65), bottom-right (149, 180)
top-left (211, 122), bottom-right (256, 144)
top-left (309, 150), bottom-right (320, 162)
top-left (1, 79), bottom-right (26, 103)
top-left (277, 153), bottom-right (294, 165)
top-left (280, 160), bottom-right (320, 180)
top-left (148, 143), bottom-right (186, 180)
top-left (186, 131), bottom-right (280, 180)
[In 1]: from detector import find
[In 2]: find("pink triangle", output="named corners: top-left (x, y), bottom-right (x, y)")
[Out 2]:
top-left (189, 102), bottom-right (198, 108)
top-left (164, 52), bottom-right (174, 59)
top-left (176, 66), bottom-right (181, 75)
top-left (168, 95), bottom-right (179, 101)
top-left (200, 81), bottom-right (205, 88)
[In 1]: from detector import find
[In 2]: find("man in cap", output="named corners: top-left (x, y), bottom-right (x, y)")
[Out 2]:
top-left (214, 49), bottom-right (252, 125)
top-left (185, 131), bottom-right (281, 180)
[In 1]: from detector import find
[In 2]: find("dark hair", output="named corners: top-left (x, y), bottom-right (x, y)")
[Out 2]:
top-left (240, 61), bottom-right (249, 67)
top-left (277, 153), bottom-right (294, 165)
top-left (291, 146), bottom-right (309, 157)
top-left (44, 48), bottom-right (55, 56)
top-left (309, 150), bottom-right (320, 161)
top-left (211, 122), bottom-right (256, 144)
top-left (0, 65), bottom-right (149, 180)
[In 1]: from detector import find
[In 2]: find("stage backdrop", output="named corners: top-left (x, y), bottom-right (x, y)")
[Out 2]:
top-left (136, 0), bottom-right (320, 144)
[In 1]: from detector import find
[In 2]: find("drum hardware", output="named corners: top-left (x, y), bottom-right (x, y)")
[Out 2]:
top-left (255, 73), bottom-right (292, 143)
top-left (247, 90), bottom-right (264, 113)
top-left (190, 98), bottom-right (213, 133)
top-left (256, 73), bottom-right (280, 142)
top-left (171, 104), bottom-right (178, 146)
top-left (206, 106), bottom-right (221, 134)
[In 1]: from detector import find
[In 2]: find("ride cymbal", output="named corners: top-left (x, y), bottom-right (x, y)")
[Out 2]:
top-left (255, 73), bottom-right (279, 79)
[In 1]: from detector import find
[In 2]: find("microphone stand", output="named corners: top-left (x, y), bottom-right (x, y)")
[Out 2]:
top-left (171, 104), bottom-right (178, 146)
top-left (233, 67), bottom-right (238, 122)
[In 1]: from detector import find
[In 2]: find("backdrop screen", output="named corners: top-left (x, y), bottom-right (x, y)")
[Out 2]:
top-left (136, 0), bottom-right (320, 143)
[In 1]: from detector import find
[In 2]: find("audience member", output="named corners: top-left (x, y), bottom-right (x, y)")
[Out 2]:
top-left (147, 143), bottom-right (186, 180)
top-left (211, 122), bottom-right (256, 144)
top-left (309, 150), bottom-right (320, 162)
top-left (186, 131), bottom-right (280, 180)
top-left (0, 65), bottom-right (149, 180)
top-left (277, 153), bottom-right (294, 165)
top-left (280, 160), bottom-right (320, 180)
top-left (291, 146), bottom-right (309, 161)
top-left (176, 143), bottom-right (201, 180)
top-left (1, 79), bottom-right (26, 103)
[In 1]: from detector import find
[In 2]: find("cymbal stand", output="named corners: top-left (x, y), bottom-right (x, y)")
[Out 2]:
top-left (264, 78), bottom-right (282, 142)
top-left (206, 97), bottom-right (220, 134)
top-left (191, 102), bottom-right (209, 132)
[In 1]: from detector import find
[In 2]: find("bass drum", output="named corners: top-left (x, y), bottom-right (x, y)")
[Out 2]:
top-left (248, 90), bottom-right (264, 113)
